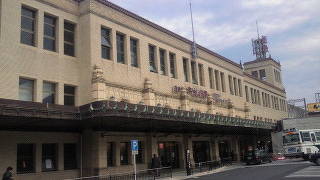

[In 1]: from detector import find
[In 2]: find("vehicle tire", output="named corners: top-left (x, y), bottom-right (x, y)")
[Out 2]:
top-left (316, 158), bottom-right (320, 166)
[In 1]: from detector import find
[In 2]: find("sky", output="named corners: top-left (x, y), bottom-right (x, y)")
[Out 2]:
top-left (108, 0), bottom-right (320, 104)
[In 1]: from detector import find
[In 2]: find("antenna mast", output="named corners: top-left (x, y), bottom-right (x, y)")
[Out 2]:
top-left (189, 0), bottom-right (197, 59)
top-left (256, 20), bottom-right (260, 39)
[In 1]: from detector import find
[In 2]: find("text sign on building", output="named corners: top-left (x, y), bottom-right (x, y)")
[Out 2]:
top-left (172, 86), bottom-right (230, 105)
top-left (131, 140), bottom-right (139, 155)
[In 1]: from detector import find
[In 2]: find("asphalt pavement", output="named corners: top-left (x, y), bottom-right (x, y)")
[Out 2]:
top-left (186, 159), bottom-right (320, 180)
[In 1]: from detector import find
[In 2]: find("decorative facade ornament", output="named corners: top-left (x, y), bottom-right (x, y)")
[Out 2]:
top-left (92, 65), bottom-right (106, 84)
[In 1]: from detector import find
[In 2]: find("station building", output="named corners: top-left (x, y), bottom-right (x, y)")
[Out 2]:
top-left (0, 0), bottom-right (288, 179)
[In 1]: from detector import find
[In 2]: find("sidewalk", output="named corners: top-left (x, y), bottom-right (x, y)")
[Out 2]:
top-left (160, 163), bottom-right (244, 180)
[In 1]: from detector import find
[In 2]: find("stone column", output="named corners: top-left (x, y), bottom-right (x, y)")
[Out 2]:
top-left (232, 137), bottom-right (241, 162)
top-left (115, 142), bottom-right (121, 167)
top-left (244, 103), bottom-right (250, 119)
top-left (91, 65), bottom-right (106, 102)
top-left (180, 88), bottom-right (189, 110)
top-left (146, 134), bottom-right (158, 168)
top-left (207, 95), bottom-right (215, 114)
top-left (35, 143), bottom-right (42, 173)
top-left (183, 134), bottom-right (194, 166)
top-left (228, 100), bottom-right (235, 117)
top-left (82, 129), bottom-right (100, 176)
top-left (142, 79), bottom-right (155, 106)
top-left (58, 143), bottom-right (64, 171)
top-left (212, 140), bottom-right (220, 161)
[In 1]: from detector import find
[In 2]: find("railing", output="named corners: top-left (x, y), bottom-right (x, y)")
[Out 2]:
top-left (65, 167), bottom-right (172, 180)
top-left (191, 160), bottom-right (232, 175)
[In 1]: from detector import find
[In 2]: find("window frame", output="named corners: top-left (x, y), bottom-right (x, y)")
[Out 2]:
top-left (17, 144), bottom-right (35, 174)
top-left (21, 6), bottom-right (36, 46)
top-left (159, 48), bottom-right (166, 75)
top-left (43, 14), bottom-right (57, 51)
top-left (42, 143), bottom-right (58, 172)
top-left (148, 45), bottom-right (157, 73)
top-left (101, 27), bottom-right (111, 60)
top-left (64, 85), bottom-right (76, 106)
top-left (63, 20), bottom-right (75, 57)
top-left (42, 81), bottom-right (56, 104)
top-left (130, 38), bottom-right (139, 67)
top-left (169, 52), bottom-right (176, 78)
top-left (19, 78), bottom-right (35, 102)
top-left (116, 32), bottom-right (125, 64)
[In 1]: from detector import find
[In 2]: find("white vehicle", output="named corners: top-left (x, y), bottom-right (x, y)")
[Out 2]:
top-left (283, 128), bottom-right (320, 159)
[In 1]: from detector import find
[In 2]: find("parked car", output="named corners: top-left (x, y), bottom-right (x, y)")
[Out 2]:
top-left (273, 153), bottom-right (286, 161)
top-left (309, 153), bottom-right (320, 165)
top-left (245, 150), bottom-right (272, 165)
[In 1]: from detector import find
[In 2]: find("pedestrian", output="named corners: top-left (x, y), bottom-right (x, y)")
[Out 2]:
top-left (151, 154), bottom-right (161, 176)
top-left (2, 167), bottom-right (14, 180)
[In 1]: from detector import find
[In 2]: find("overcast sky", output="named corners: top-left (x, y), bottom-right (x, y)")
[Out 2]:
top-left (108, 0), bottom-right (320, 104)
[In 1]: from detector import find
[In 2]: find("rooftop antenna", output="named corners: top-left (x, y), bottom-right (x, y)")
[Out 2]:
top-left (252, 20), bottom-right (269, 60)
top-left (189, 0), bottom-right (197, 59)
top-left (256, 20), bottom-right (260, 39)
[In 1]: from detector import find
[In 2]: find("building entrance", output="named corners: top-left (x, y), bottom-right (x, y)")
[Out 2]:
top-left (192, 141), bottom-right (211, 163)
top-left (219, 141), bottom-right (232, 162)
top-left (158, 142), bottom-right (180, 168)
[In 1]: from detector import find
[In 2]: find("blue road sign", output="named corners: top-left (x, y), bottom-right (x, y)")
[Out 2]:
top-left (131, 140), bottom-right (139, 151)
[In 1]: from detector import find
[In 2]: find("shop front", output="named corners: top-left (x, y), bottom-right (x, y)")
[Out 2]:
top-left (192, 141), bottom-right (211, 163)
top-left (158, 142), bottom-right (180, 169)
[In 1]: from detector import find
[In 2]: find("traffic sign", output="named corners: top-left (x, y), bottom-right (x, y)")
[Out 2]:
top-left (131, 140), bottom-right (139, 151)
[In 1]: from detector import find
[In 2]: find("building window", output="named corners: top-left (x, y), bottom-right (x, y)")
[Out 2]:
top-left (159, 49), bottom-right (166, 75)
top-left (169, 53), bottom-right (176, 78)
top-left (19, 78), bottom-right (34, 101)
top-left (250, 88), bottom-right (254, 103)
top-left (101, 27), bottom-right (111, 60)
top-left (43, 82), bottom-right (56, 104)
top-left (220, 72), bottom-right (226, 92)
top-left (208, 68), bottom-right (214, 89)
top-left (107, 142), bottom-right (115, 167)
top-left (149, 45), bottom-right (157, 73)
top-left (198, 64), bottom-right (204, 86)
top-left (130, 38), bottom-right (138, 67)
top-left (245, 86), bottom-right (249, 102)
top-left (43, 14), bottom-right (56, 51)
top-left (214, 70), bottom-right (220, 91)
top-left (116, 33), bottom-right (125, 64)
top-left (136, 141), bottom-right (144, 164)
top-left (64, 143), bottom-right (77, 170)
top-left (233, 77), bottom-right (238, 96)
top-left (64, 85), bottom-right (75, 106)
top-left (17, 144), bottom-right (35, 174)
top-left (191, 61), bottom-right (198, 85)
top-left (21, 7), bottom-right (36, 46)
top-left (259, 69), bottom-right (266, 81)
top-left (251, 71), bottom-right (258, 78)
top-left (183, 58), bottom-right (189, 82)
top-left (64, 21), bottom-right (75, 56)
top-left (42, 144), bottom-right (57, 171)
top-left (120, 142), bottom-right (129, 165)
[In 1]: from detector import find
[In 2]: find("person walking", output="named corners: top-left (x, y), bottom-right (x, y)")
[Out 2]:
top-left (151, 154), bottom-right (161, 177)
top-left (2, 167), bottom-right (14, 180)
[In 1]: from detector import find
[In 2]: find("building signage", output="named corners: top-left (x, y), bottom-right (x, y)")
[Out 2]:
top-left (172, 86), bottom-right (230, 105)
top-left (131, 140), bottom-right (139, 155)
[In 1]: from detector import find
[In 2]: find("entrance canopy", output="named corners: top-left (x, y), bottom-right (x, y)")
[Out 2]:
top-left (0, 98), bottom-right (275, 135)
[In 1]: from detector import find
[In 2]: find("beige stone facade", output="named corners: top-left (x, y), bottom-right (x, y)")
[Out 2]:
top-left (0, 0), bottom-right (288, 179)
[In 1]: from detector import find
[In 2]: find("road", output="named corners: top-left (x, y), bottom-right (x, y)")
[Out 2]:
top-left (188, 160), bottom-right (320, 180)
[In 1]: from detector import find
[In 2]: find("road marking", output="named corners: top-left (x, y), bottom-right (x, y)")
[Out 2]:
top-left (286, 166), bottom-right (320, 178)
top-left (244, 161), bottom-right (311, 168)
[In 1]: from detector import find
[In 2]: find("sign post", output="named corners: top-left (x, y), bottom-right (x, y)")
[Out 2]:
top-left (131, 140), bottom-right (139, 180)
